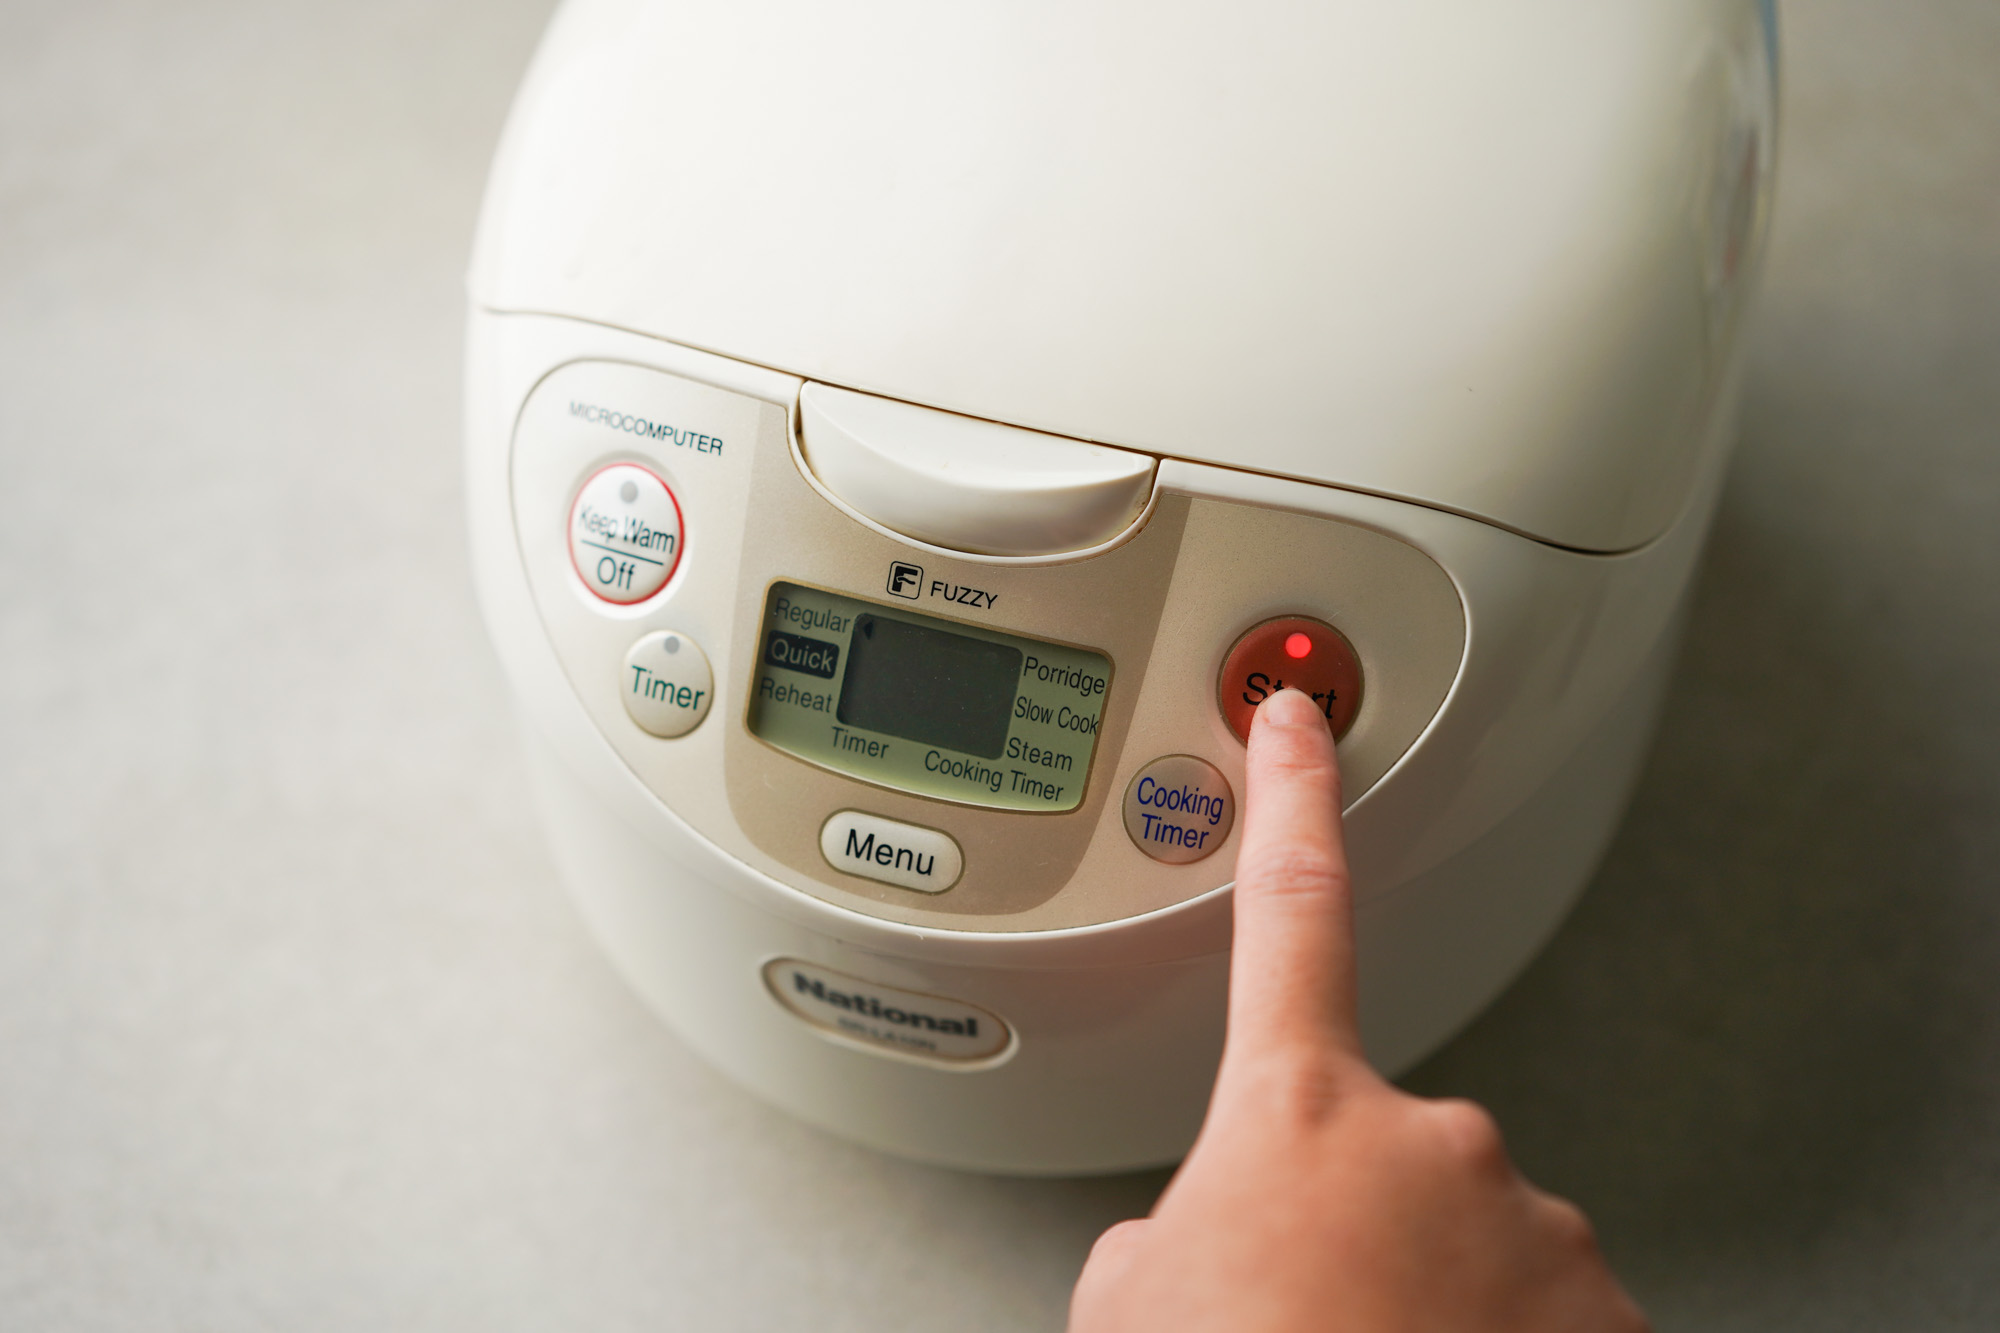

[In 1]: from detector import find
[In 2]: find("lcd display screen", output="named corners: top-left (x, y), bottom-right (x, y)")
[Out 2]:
top-left (745, 582), bottom-right (1112, 812)
top-left (837, 612), bottom-right (1022, 759)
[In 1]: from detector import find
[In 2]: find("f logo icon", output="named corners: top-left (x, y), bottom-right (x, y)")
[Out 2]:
top-left (887, 561), bottom-right (924, 599)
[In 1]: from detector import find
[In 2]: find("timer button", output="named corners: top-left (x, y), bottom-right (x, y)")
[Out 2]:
top-left (569, 462), bottom-right (684, 603)
top-left (1217, 617), bottom-right (1363, 743)
top-left (620, 630), bottom-right (713, 737)
top-left (1123, 755), bottom-right (1235, 864)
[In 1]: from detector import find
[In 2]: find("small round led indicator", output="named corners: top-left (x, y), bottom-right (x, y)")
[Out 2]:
top-left (1284, 632), bottom-right (1313, 659)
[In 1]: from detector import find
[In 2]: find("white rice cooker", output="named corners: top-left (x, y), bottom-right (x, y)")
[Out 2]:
top-left (466, 0), bottom-right (1776, 1173)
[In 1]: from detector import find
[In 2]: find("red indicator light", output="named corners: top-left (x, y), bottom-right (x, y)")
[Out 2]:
top-left (1284, 632), bottom-right (1313, 659)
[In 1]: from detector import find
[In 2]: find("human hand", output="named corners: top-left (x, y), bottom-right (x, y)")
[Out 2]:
top-left (1069, 688), bottom-right (1646, 1333)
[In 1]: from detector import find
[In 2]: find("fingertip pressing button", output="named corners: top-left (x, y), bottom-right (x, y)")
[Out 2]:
top-left (620, 630), bottom-right (713, 737)
top-left (1217, 616), bottom-right (1362, 743)
top-left (1123, 755), bottom-right (1235, 864)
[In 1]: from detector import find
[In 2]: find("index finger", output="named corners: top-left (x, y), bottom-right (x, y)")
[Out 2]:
top-left (1223, 687), bottom-right (1364, 1067)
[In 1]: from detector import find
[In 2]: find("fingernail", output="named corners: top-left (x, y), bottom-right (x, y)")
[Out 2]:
top-left (1258, 688), bottom-right (1323, 729)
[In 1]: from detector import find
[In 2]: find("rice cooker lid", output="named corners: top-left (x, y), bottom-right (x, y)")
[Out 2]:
top-left (471, 0), bottom-right (1774, 552)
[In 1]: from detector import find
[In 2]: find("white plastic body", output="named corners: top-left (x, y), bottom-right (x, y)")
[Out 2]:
top-left (471, 0), bottom-right (1774, 553)
top-left (466, 311), bottom-right (1735, 1174)
top-left (468, 0), bottom-right (1772, 1173)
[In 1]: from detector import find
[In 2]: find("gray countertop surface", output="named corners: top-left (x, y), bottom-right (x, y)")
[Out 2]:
top-left (4, 1), bottom-right (1997, 1328)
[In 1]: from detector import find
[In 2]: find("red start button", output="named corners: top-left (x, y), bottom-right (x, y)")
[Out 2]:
top-left (1217, 616), bottom-right (1363, 743)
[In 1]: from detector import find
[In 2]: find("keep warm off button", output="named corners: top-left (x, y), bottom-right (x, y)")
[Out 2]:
top-left (820, 811), bottom-right (964, 893)
top-left (1123, 755), bottom-right (1235, 864)
top-left (569, 462), bottom-right (683, 604)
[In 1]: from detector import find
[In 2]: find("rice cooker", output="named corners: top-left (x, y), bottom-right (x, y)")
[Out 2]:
top-left (465, 0), bottom-right (1777, 1173)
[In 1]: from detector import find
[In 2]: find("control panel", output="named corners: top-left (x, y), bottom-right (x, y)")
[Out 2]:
top-left (512, 359), bottom-right (1464, 933)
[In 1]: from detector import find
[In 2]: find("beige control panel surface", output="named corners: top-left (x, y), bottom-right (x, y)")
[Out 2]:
top-left (511, 360), bottom-right (1465, 933)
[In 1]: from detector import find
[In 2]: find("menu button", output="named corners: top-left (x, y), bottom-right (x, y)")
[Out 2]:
top-left (820, 811), bottom-right (964, 893)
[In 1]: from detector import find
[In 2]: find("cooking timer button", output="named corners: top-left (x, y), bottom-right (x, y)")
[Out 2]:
top-left (1216, 616), bottom-right (1363, 744)
top-left (620, 630), bottom-right (713, 737)
top-left (569, 461), bottom-right (684, 604)
top-left (1123, 755), bottom-right (1235, 864)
